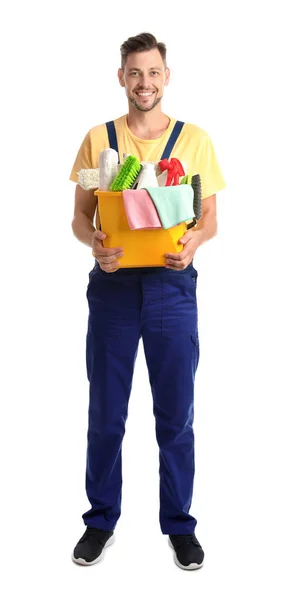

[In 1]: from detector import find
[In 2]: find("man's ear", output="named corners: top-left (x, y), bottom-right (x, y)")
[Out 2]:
top-left (164, 67), bottom-right (170, 87)
top-left (118, 68), bottom-right (125, 88)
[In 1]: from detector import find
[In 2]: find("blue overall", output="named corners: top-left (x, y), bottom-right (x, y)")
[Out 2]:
top-left (82, 121), bottom-right (200, 535)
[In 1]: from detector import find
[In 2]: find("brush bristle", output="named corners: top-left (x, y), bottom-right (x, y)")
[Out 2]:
top-left (110, 156), bottom-right (141, 191)
top-left (191, 174), bottom-right (202, 220)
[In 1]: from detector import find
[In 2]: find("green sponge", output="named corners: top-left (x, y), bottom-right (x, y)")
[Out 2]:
top-left (110, 156), bottom-right (141, 191)
top-left (180, 173), bottom-right (192, 185)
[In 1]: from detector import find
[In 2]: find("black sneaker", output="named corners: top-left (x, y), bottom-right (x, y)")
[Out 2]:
top-left (72, 527), bottom-right (115, 565)
top-left (169, 534), bottom-right (204, 570)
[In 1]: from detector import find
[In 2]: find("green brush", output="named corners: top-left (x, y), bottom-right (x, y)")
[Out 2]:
top-left (110, 156), bottom-right (141, 191)
top-left (131, 165), bottom-right (144, 189)
top-left (191, 174), bottom-right (202, 221)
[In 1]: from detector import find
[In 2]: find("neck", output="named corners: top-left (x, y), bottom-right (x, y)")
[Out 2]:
top-left (126, 105), bottom-right (170, 139)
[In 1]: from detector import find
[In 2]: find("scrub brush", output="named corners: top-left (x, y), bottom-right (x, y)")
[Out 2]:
top-left (131, 165), bottom-right (143, 189)
top-left (110, 156), bottom-right (141, 191)
top-left (191, 174), bottom-right (202, 220)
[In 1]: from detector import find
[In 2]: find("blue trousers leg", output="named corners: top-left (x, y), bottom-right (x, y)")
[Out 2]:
top-left (83, 265), bottom-right (141, 530)
top-left (141, 265), bottom-right (200, 534)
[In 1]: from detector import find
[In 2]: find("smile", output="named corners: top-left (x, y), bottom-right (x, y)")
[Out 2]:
top-left (136, 91), bottom-right (155, 97)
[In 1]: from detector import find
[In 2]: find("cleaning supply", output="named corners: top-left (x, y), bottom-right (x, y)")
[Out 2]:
top-left (180, 173), bottom-right (192, 185)
top-left (158, 158), bottom-right (185, 186)
top-left (145, 184), bottom-right (195, 229)
top-left (131, 165), bottom-right (143, 189)
top-left (157, 160), bottom-right (187, 186)
top-left (77, 168), bottom-right (100, 190)
top-left (191, 174), bottom-right (203, 220)
top-left (122, 189), bottom-right (163, 230)
top-left (110, 156), bottom-right (141, 191)
top-left (99, 148), bottom-right (119, 190)
top-left (94, 189), bottom-right (187, 267)
top-left (137, 162), bottom-right (159, 189)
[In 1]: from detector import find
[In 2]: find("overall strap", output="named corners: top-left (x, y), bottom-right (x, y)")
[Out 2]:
top-left (105, 121), bottom-right (119, 161)
top-left (106, 119), bottom-right (184, 161)
top-left (99, 121), bottom-right (119, 229)
top-left (160, 120), bottom-right (185, 160)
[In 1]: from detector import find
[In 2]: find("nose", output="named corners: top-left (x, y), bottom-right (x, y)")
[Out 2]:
top-left (139, 74), bottom-right (151, 89)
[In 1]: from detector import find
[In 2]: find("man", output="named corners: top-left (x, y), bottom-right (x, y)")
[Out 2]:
top-left (69, 32), bottom-right (226, 570)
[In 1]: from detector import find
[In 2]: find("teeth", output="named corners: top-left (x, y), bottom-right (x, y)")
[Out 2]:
top-left (137, 92), bottom-right (154, 97)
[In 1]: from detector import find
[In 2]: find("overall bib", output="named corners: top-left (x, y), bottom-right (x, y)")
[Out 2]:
top-left (83, 121), bottom-right (200, 535)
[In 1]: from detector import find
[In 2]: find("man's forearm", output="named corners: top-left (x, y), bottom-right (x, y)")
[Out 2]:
top-left (195, 210), bottom-right (218, 246)
top-left (72, 214), bottom-right (95, 248)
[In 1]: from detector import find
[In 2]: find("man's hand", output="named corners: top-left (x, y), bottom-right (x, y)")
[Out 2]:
top-left (91, 230), bottom-right (124, 273)
top-left (165, 229), bottom-right (202, 270)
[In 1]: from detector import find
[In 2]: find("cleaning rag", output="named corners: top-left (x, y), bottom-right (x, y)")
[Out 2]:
top-left (122, 189), bottom-right (163, 230)
top-left (145, 184), bottom-right (195, 229)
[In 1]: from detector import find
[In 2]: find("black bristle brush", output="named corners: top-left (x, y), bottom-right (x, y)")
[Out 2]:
top-left (191, 174), bottom-right (202, 221)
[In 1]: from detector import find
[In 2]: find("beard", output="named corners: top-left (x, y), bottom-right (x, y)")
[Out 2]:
top-left (127, 92), bottom-right (162, 112)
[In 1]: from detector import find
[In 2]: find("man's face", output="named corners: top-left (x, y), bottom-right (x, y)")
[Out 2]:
top-left (118, 48), bottom-right (170, 112)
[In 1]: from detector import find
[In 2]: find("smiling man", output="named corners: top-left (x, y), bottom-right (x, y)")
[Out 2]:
top-left (125, 64), bottom-right (164, 111)
top-left (70, 32), bottom-right (226, 571)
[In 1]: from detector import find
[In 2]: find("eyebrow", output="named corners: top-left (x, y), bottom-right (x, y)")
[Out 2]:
top-left (128, 67), bottom-right (162, 72)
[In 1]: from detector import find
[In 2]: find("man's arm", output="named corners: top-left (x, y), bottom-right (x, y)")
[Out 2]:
top-left (71, 184), bottom-right (97, 247)
top-left (71, 184), bottom-right (124, 272)
top-left (194, 194), bottom-right (218, 245)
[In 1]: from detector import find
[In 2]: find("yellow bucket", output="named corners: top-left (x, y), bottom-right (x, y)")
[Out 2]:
top-left (94, 190), bottom-right (187, 268)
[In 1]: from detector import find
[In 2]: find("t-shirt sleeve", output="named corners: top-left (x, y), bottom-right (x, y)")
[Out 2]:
top-left (196, 134), bottom-right (226, 198)
top-left (69, 130), bottom-right (93, 183)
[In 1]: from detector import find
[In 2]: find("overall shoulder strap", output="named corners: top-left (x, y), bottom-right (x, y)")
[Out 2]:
top-left (106, 119), bottom-right (184, 161)
top-left (99, 121), bottom-right (119, 229)
top-left (105, 121), bottom-right (120, 162)
top-left (160, 120), bottom-right (185, 160)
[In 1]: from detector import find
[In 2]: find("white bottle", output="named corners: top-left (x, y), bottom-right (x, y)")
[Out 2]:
top-left (137, 162), bottom-right (159, 189)
top-left (99, 148), bottom-right (119, 190)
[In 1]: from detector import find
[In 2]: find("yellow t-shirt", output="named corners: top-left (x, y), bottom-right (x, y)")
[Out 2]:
top-left (69, 114), bottom-right (226, 230)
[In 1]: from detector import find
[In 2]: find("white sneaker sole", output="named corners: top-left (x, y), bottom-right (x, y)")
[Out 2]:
top-left (72, 533), bottom-right (115, 566)
top-left (168, 538), bottom-right (204, 570)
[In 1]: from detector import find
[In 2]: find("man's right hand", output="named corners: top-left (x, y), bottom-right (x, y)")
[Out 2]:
top-left (91, 230), bottom-right (124, 273)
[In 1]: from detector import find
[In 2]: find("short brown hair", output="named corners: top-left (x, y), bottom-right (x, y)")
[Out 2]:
top-left (120, 32), bottom-right (167, 70)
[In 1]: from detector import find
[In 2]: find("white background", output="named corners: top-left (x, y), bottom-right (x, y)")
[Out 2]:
top-left (1, 0), bottom-right (305, 598)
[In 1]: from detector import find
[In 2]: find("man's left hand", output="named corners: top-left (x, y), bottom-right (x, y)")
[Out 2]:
top-left (165, 229), bottom-right (202, 270)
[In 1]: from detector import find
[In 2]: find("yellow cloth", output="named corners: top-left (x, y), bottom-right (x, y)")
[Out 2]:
top-left (69, 114), bottom-right (226, 230)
